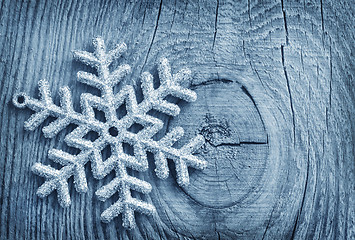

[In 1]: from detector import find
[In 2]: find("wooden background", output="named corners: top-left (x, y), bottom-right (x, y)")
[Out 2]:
top-left (0, 0), bottom-right (354, 239)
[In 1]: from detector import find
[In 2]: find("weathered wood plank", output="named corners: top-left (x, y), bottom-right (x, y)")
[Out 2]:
top-left (0, 0), bottom-right (354, 239)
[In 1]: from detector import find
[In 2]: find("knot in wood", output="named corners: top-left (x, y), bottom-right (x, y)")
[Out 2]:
top-left (167, 81), bottom-right (269, 208)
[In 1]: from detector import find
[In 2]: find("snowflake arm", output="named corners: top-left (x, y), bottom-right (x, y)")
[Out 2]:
top-left (12, 37), bottom-right (132, 208)
top-left (12, 80), bottom-right (106, 136)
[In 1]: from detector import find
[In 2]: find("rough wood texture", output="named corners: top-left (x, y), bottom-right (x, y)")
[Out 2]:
top-left (0, 0), bottom-right (354, 239)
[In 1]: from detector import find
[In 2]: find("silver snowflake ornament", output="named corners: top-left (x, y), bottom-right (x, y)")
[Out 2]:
top-left (12, 37), bottom-right (207, 229)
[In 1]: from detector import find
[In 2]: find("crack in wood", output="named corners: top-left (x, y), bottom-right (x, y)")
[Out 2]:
top-left (281, 0), bottom-right (289, 45)
top-left (212, 0), bottom-right (219, 49)
top-left (142, 0), bottom-right (163, 72)
top-left (240, 85), bottom-right (267, 134)
top-left (281, 45), bottom-right (296, 145)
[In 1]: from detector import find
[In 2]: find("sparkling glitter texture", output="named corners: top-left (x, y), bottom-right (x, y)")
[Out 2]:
top-left (12, 37), bottom-right (207, 229)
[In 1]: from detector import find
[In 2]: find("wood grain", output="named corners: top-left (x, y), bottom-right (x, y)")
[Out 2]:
top-left (0, 0), bottom-right (354, 239)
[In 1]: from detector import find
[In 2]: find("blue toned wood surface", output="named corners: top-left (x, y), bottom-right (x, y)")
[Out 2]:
top-left (0, 0), bottom-right (354, 239)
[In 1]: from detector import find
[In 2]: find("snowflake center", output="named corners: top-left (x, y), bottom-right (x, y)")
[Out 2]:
top-left (108, 126), bottom-right (119, 137)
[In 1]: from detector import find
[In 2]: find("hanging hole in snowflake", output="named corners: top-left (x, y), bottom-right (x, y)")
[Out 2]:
top-left (17, 95), bottom-right (25, 104)
top-left (122, 142), bottom-right (134, 156)
top-left (127, 123), bottom-right (144, 134)
top-left (83, 130), bottom-right (99, 141)
top-left (108, 126), bottom-right (119, 137)
top-left (116, 103), bottom-right (127, 120)
top-left (101, 144), bottom-right (112, 160)
top-left (12, 92), bottom-right (28, 109)
top-left (94, 108), bottom-right (106, 122)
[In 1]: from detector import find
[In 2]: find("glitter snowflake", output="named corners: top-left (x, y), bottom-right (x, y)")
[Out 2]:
top-left (12, 37), bottom-right (207, 229)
